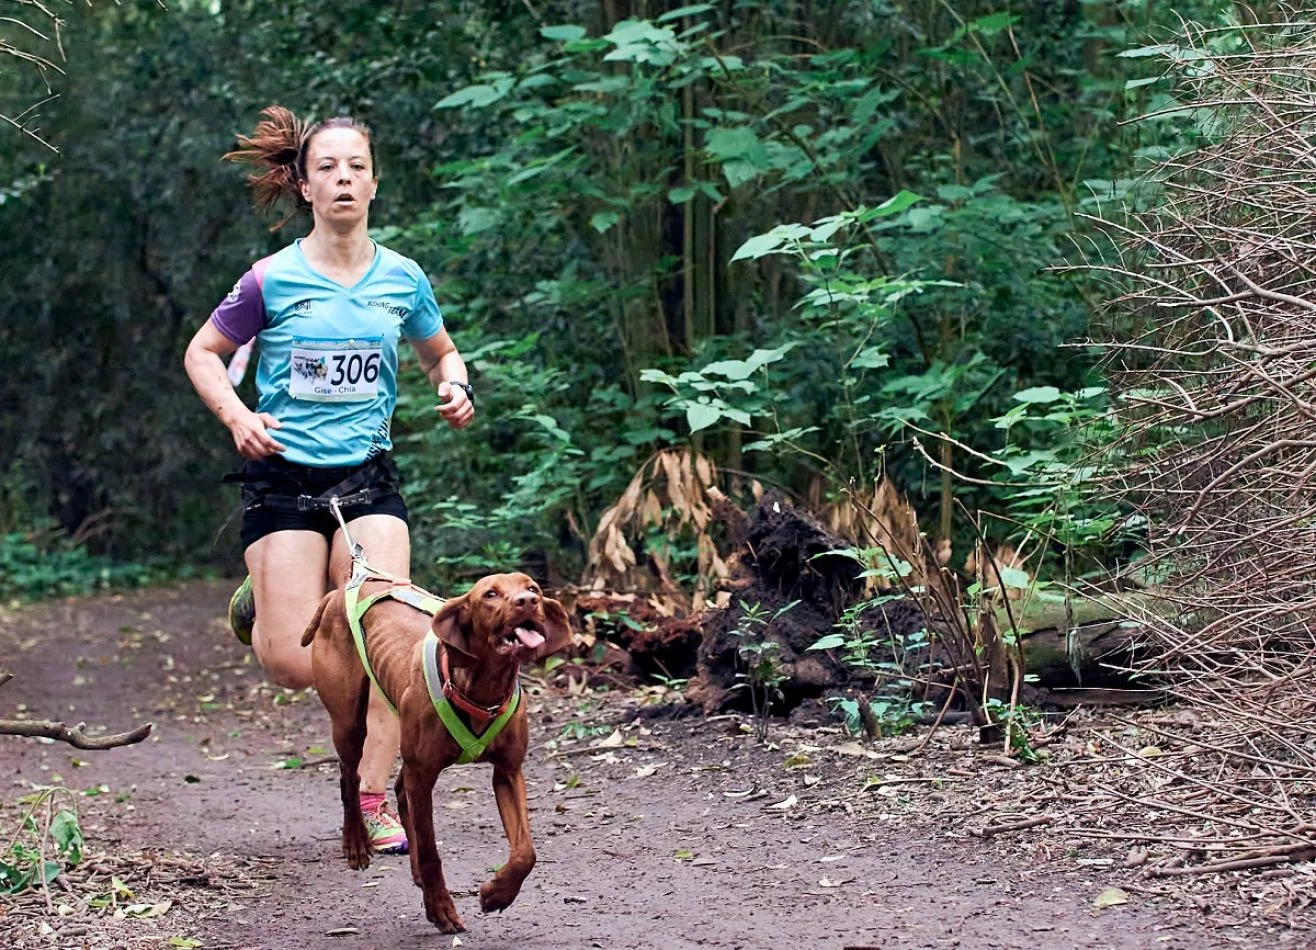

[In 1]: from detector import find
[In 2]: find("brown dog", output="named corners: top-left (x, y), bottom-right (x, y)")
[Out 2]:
top-left (301, 572), bottom-right (571, 933)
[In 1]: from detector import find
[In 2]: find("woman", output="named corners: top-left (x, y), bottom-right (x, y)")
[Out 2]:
top-left (184, 106), bottom-right (474, 854)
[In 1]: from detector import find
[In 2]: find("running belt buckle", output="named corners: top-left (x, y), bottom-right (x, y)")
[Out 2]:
top-left (297, 488), bottom-right (373, 511)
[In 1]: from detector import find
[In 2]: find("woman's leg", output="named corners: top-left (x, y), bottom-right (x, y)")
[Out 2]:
top-left (329, 513), bottom-right (409, 795)
top-left (244, 529), bottom-right (331, 689)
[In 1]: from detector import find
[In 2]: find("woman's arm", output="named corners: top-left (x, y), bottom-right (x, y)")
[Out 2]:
top-left (412, 329), bottom-right (474, 430)
top-left (183, 320), bottom-right (286, 458)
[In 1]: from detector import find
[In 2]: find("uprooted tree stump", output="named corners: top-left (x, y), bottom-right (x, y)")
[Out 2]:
top-left (680, 494), bottom-right (1155, 716)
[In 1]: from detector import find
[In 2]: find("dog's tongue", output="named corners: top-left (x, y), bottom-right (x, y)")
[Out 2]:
top-left (514, 626), bottom-right (545, 649)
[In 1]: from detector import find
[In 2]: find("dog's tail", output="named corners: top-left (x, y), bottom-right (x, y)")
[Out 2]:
top-left (300, 591), bottom-right (335, 648)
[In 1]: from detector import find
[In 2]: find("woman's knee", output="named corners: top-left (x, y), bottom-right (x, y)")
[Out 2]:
top-left (253, 625), bottom-right (313, 689)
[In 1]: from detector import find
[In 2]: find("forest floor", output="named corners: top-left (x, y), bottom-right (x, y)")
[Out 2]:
top-left (0, 581), bottom-right (1307, 950)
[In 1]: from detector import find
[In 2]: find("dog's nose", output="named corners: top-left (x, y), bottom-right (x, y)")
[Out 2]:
top-left (512, 589), bottom-right (540, 610)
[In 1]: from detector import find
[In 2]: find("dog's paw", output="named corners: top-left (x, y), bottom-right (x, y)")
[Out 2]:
top-left (479, 878), bottom-right (520, 914)
top-left (342, 837), bottom-right (372, 871)
top-left (424, 892), bottom-right (465, 933)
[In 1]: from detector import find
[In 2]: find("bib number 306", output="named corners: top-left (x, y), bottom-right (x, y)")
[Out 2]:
top-left (289, 341), bottom-right (382, 402)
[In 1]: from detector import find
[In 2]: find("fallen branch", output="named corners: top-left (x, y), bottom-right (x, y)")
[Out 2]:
top-left (1147, 844), bottom-right (1316, 877)
top-left (0, 718), bottom-right (153, 749)
top-left (971, 815), bottom-right (1054, 838)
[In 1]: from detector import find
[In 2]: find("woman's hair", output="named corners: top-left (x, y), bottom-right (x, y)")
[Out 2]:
top-left (223, 105), bottom-right (375, 227)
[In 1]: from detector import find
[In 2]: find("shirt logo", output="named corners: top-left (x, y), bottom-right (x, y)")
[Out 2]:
top-left (293, 300), bottom-right (313, 315)
top-left (226, 280), bottom-right (242, 302)
top-left (367, 300), bottom-right (409, 319)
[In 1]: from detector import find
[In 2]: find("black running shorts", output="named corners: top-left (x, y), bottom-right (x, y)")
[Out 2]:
top-left (236, 453), bottom-right (409, 550)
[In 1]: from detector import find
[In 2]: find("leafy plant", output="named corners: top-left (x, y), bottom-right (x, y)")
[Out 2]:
top-left (0, 789), bottom-right (83, 896)
top-left (728, 599), bottom-right (798, 740)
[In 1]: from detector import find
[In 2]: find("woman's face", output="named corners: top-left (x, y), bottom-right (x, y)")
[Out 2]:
top-left (299, 128), bottom-right (377, 229)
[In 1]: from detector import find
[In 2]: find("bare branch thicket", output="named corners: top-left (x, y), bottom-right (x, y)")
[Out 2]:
top-left (1070, 8), bottom-right (1316, 873)
top-left (0, 0), bottom-right (70, 151)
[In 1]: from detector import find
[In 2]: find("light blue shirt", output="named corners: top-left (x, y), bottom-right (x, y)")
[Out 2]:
top-left (211, 239), bottom-right (443, 467)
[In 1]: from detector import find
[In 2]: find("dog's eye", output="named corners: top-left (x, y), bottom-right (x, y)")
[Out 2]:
top-left (483, 589), bottom-right (498, 599)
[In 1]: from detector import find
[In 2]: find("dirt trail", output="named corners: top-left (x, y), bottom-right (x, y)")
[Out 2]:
top-left (0, 583), bottom-right (1249, 950)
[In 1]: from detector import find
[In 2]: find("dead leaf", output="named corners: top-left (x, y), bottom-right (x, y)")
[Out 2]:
top-left (803, 774), bottom-right (821, 787)
top-left (768, 794), bottom-right (797, 810)
top-left (597, 729), bottom-right (624, 749)
top-left (1093, 887), bottom-right (1130, 910)
top-left (633, 763), bottom-right (666, 779)
top-left (819, 877), bottom-right (845, 888)
top-left (326, 927), bottom-right (360, 936)
top-left (834, 742), bottom-right (879, 759)
top-left (692, 857), bottom-right (716, 867)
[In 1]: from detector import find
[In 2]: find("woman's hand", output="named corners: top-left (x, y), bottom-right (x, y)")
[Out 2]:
top-left (436, 382), bottom-right (475, 430)
top-left (228, 410), bottom-right (287, 459)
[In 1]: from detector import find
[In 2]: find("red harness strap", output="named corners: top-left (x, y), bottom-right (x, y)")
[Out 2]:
top-left (437, 645), bottom-right (518, 731)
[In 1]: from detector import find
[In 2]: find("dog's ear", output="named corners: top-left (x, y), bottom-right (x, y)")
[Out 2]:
top-left (432, 594), bottom-right (475, 658)
top-left (532, 596), bottom-right (574, 664)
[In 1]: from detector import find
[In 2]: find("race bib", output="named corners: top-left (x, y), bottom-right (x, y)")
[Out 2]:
top-left (288, 338), bottom-right (382, 402)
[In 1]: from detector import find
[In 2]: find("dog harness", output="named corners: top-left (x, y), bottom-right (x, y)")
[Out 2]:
top-left (343, 567), bottom-right (521, 765)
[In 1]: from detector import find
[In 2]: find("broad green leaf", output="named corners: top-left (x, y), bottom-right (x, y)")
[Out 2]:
top-left (686, 402), bottom-right (721, 433)
top-left (807, 633), bottom-right (845, 651)
top-left (540, 24), bottom-right (587, 42)
top-left (850, 347), bottom-right (889, 370)
top-left (657, 3), bottom-right (714, 22)
top-left (731, 233), bottom-right (785, 262)
top-left (705, 126), bottom-right (771, 167)
top-left (852, 85), bottom-right (898, 128)
top-left (1118, 44), bottom-right (1181, 59)
top-left (998, 566), bottom-right (1031, 589)
top-left (50, 810), bottom-right (82, 866)
top-left (696, 181), bottom-right (724, 202)
top-left (458, 207), bottom-right (497, 236)
top-left (434, 85), bottom-right (504, 110)
top-left (936, 184), bottom-right (973, 202)
top-left (971, 12), bottom-right (1019, 35)
top-left (668, 185), bottom-right (696, 204)
top-left (700, 359), bottom-right (753, 380)
top-left (1013, 386), bottom-right (1062, 404)
top-left (591, 211), bottom-right (621, 233)
top-left (872, 189), bottom-right (922, 217)
top-left (169, 939), bottom-right (203, 949)
top-left (721, 160), bottom-right (758, 188)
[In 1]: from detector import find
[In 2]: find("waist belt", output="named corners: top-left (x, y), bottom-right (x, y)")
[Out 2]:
top-left (226, 461), bottom-right (385, 512)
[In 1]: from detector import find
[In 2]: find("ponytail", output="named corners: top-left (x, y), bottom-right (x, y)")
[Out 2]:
top-left (224, 106), bottom-right (377, 230)
top-left (224, 105), bottom-right (309, 228)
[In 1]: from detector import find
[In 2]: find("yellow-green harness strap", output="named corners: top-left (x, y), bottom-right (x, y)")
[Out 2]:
top-left (343, 578), bottom-right (517, 763)
top-left (422, 633), bottom-right (521, 764)
top-left (344, 579), bottom-right (446, 718)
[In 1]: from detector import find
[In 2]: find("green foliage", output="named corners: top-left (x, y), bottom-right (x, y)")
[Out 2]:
top-left (729, 599), bottom-right (797, 740)
top-left (0, 527), bottom-right (199, 602)
top-left (0, 0), bottom-right (1236, 593)
top-left (0, 790), bottom-right (83, 897)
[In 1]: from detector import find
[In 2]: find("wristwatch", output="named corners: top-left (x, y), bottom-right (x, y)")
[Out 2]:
top-left (448, 381), bottom-right (475, 406)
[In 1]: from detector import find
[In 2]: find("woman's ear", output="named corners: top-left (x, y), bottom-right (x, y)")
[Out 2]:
top-left (431, 595), bottom-right (473, 658)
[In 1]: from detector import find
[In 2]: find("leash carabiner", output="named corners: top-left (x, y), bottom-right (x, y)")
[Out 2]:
top-left (329, 494), bottom-right (376, 590)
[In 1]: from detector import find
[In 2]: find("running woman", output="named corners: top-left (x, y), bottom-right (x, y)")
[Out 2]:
top-left (183, 106), bottom-right (475, 853)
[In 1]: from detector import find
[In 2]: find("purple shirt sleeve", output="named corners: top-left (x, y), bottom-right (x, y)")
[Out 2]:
top-left (210, 270), bottom-right (267, 345)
